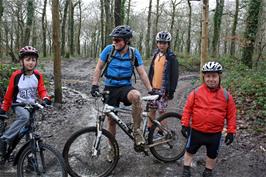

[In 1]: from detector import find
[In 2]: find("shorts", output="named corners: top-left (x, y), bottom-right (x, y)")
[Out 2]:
top-left (104, 85), bottom-right (135, 107)
top-left (185, 128), bottom-right (222, 159)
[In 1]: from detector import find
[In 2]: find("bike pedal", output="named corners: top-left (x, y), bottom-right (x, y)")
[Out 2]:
top-left (134, 144), bottom-right (144, 152)
top-left (143, 150), bottom-right (149, 156)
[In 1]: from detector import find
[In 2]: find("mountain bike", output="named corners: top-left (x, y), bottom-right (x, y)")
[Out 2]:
top-left (0, 102), bottom-right (67, 177)
top-left (63, 91), bottom-right (187, 177)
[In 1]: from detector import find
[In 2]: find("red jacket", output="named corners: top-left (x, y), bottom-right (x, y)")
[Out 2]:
top-left (1, 69), bottom-right (49, 112)
top-left (181, 84), bottom-right (237, 133)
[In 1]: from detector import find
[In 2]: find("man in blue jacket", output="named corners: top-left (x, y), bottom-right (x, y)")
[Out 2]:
top-left (91, 25), bottom-right (152, 153)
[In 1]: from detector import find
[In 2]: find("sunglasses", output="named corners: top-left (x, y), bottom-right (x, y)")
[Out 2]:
top-left (112, 38), bottom-right (123, 43)
top-left (157, 41), bottom-right (168, 44)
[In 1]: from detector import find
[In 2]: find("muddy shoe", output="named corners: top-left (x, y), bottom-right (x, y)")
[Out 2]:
top-left (202, 169), bottom-right (213, 177)
top-left (133, 129), bottom-right (145, 146)
top-left (182, 167), bottom-right (191, 177)
top-left (0, 138), bottom-right (7, 157)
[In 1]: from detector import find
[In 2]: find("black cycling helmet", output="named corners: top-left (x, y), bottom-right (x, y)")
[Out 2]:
top-left (202, 61), bottom-right (223, 73)
top-left (109, 25), bottom-right (133, 39)
top-left (156, 31), bottom-right (172, 42)
top-left (19, 46), bottom-right (39, 59)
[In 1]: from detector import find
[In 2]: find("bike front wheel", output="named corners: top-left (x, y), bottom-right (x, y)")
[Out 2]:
top-left (148, 112), bottom-right (186, 162)
top-left (17, 143), bottom-right (66, 177)
top-left (63, 127), bottom-right (119, 177)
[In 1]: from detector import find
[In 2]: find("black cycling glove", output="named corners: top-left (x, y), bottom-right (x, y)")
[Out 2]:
top-left (91, 85), bottom-right (100, 97)
top-left (224, 133), bottom-right (234, 145)
top-left (181, 126), bottom-right (190, 138)
top-left (43, 98), bottom-right (52, 106)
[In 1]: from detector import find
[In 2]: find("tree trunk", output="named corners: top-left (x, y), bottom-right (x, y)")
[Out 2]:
top-left (200, 0), bottom-right (209, 79)
top-left (151, 0), bottom-right (160, 49)
top-left (186, 0), bottom-right (192, 54)
top-left (211, 0), bottom-right (224, 57)
top-left (31, 19), bottom-right (37, 47)
top-left (126, 0), bottom-right (131, 25)
top-left (230, 0), bottom-right (239, 57)
top-left (52, 0), bottom-right (62, 103)
top-left (120, 0), bottom-right (126, 24)
top-left (241, 0), bottom-right (261, 68)
top-left (114, 0), bottom-right (121, 26)
top-left (0, 0), bottom-right (3, 58)
top-left (145, 0), bottom-right (152, 59)
top-left (104, 0), bottom-right (112, 46)
top-left (42, 0), bottom-right (47, 57)
top-left (100, 0), bottom-right (104, 50)
top-left (68, 1), bottom-right (76, 56)
top-left (24, 0), bottom-right (34, 46)
top-left (61, 0), bottom-right (69, 56)
top-left (76, 0), bottom-right (81, 55)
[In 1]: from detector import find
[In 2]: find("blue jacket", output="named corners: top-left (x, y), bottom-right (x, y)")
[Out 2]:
top-left (100, 44), bottom-right (143, 87)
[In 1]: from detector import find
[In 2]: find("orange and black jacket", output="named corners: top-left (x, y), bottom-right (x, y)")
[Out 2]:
top-left (1, 69), bottom-right (49, 112)
top-left (181, 84), bottom-right (237, 134)
top-left (148, 48), bottom-right (179, 96)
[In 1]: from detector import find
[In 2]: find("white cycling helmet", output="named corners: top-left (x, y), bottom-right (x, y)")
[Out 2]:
top-left (156, 31), bottom-right (172, 42)
top-left (202, 61), bottom-right (223, 73)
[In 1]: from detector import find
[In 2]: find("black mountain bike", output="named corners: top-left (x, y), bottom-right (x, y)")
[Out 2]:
top-left (0, 102), bottom-right (66, 177)
top-left (63, 91), bottom-right (186, 177)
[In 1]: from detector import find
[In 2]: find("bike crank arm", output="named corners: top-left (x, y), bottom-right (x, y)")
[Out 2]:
top-left (148, 139), bottom-right (173, 148)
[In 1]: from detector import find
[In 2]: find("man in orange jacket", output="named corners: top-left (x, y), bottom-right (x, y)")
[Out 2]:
top-left (180, 61), bottom-right (237, 177)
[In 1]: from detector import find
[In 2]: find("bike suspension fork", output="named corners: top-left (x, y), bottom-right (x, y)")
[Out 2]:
top-left (92, 115), bottom-right (105, 157)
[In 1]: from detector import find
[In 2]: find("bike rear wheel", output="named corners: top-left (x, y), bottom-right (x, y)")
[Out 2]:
top-left (17, 143), bottom-right (66, 177)
top-left (148, 112), bottom-right (186, 162)
top-left (63, 127), bottom-right (119, 177)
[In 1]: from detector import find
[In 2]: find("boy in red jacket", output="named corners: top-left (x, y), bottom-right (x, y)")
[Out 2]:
top-left (180, 61), bottom-right (237, 177)
top-left (0, 46), bottom-right (51, 158)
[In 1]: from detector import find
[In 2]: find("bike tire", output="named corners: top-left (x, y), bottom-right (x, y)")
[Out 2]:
top-left (148, 112), bottom-right (186, 162)
top-left (63, 127), bottom-right (119, 177)
top-left (17, 143), bottom-right (67, 177)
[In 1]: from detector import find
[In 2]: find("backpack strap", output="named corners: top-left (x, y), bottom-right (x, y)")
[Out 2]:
top-left (101, 45), bottom-right (116, 77)
top-left (223, 88), bottom-right (229, 103)
top-left (101, 45), bottom-right (137, 83)
top-left (129, 46), bottom-right (136, 83)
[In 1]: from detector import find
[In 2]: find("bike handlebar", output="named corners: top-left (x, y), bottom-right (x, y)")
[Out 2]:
top-left (12, 102), bottom-right (48, 110)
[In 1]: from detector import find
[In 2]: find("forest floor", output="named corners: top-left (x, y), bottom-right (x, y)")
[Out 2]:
top-left (1, 58), bottom-right (265, 177)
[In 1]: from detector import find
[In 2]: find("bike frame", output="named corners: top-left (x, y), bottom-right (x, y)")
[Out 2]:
top-left (92, 94), bottom-right (173, 155)
top-left (1, 103), bottom-right (47, 166)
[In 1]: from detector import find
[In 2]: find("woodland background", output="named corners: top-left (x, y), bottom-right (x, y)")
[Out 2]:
top-left (0, 0), bottom-right (265, 132)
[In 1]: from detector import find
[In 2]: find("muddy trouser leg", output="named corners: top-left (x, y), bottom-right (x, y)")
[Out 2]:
top-left (132, 98), bottom-right (144, 145)
top-left (1, 106), bottom-right (30, 143)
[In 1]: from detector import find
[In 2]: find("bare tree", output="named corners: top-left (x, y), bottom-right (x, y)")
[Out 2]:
top-left (242, 0), bottom-right (262, 68)
top-left (104, 0), bottom-right (112, 46)
top-left (211, 0), bottom-right (224, 57)
top-left (0, 0), bottom-right (3, 58)
top-left (145, 0), bottom-right (152, 59)
top-left (52, 0), bottom-right (62, 103)
top-left (76, 0), bottom-right (81, 55)
top-left (230, 0), bottom-right (239, 57)
top-left (114, 0), bottom-right (121, 26)
top-left (24, 0), bottom-right (34, 46)
top-left (186, 0), bottom-right (192, 54)
top-left (200, 0), bottom-right (209, 78)
top-left (151, 0), bottom-right (160, 49)
top-left (42, 0), bottom-right (47, 57)
top-left (169, 0), bottom-right (182, 35)
top-left (61, 0), bottom-right (69, 56)
top-left (126, 0), bottom-right (131, 25)
top-left (100, 0), bottom-right (104, 49)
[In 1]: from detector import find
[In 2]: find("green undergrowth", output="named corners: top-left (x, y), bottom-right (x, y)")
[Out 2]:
top-left (221, 57), bottom-right (266, 133)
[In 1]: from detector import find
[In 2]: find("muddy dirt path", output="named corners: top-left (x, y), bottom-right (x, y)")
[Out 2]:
top-left (1, 58), bottom-right (265, 177)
